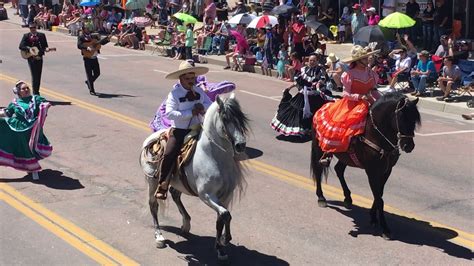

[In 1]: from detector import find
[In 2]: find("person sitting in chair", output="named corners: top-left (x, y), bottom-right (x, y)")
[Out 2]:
top-left (155, 60), bottom-right (212, 200)
top-left (387, 47), bottom-right (412, 91)
top-left (410, 50), bottom-right (437, 96)
top-left (436, 56), bottom-right (462, 101)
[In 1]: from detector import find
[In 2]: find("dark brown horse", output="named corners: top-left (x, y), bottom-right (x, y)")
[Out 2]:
top-left (310, 92), bottom-right (421, 239)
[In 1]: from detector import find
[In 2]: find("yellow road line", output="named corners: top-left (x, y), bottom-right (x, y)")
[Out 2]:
top-left (1, 73), bottom-right (472, 250)
top-left (0, 191), bottom-right (118, 265)
top-left (0, 184), bottom-right (139, 265)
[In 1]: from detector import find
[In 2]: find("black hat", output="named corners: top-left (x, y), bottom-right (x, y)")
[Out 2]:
top-left (28, 22), bottom-right (37, 28)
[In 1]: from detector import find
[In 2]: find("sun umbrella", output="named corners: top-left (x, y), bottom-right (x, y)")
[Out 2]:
top-left (173, 12), bottom-right (197, 24)
top-left (125, 0), bottom-right (147, 10)
top-left (247, 15), bottom-right (278, 29)
top-left (79, 0), bottom-right (100, 7)
top-left (270, 4), bottom-right (298, 16)
top-left (305, 20), bottom-right (329, 37)
top-left (133, 16), bottom-right (153, 27)
top-left (378, 12), bottom-right (415, 29)
top-left (230, 30), bottom-right (249, 50)
top-left (353, 25), bottom-right (385, 44)
top-left (228, 13), bottom-right (256, 25)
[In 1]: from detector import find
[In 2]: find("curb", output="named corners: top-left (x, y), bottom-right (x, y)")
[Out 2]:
top-left (2, 18), bottom-right (471, 115)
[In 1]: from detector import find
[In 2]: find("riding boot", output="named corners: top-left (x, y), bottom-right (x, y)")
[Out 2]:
top-left (319, 152), bottom-right (332, 166)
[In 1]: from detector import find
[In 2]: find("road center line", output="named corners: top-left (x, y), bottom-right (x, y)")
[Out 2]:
top-left (240, 90), bottom-right (280, 101)
top-left (0, 73), bottom-right (472, 250)
top-left (416, 130), bottom-right (474, 137)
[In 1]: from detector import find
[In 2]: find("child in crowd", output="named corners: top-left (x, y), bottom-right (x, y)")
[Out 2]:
top-left (372, 55), bottom-right (390, 85)
top-left (285, 52), bottom-right (302, 82)
top-left (276, 43), bottom-right (289, 79)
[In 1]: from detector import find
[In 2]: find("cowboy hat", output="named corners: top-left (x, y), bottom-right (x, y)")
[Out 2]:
top-left (326, 53), bottom-right (339, 64)
top-left (366, 7), bottom-right (376, 13)
top-left (342, 45), bottom-right (380, 63)
top-left (165, 60), bottom-right (209, 80)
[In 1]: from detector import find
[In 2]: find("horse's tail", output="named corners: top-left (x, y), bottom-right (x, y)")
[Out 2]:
top-left (310, 130), bottom-right (329, 184)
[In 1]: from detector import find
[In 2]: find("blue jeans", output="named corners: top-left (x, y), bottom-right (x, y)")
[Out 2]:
top-left (433, 25), bottom-right (447, 49)
top-left (411, 74), bottom-right (431, 93)
top-left (422, 24), bottom-right (433, 51)
top-left (212, 35), bottom-right (226, 54)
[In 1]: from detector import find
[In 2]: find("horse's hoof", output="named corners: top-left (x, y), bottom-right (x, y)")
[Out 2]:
top-left (156, 240), bottom-right (166, 249)
top-left (318, 200), bottom-right (328, 208)
top-left (343, 200), bottom-right (353, 210)
top-left (217, 249), bottom-right (228, 261)
top-left (382, 232), bottom-right (392, 240)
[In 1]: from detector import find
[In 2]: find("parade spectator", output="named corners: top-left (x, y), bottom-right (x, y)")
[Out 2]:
top-left (405, 0), bottom-right (420, 43)
top-left (318, 6), bottom-right (336, 28)
top-left (235, 23), bottom-right (247, 38)
top-left (59, 1), bottom-right (74, 27)
top-left (366, 7), bottom-right (379, 26)
top-left (338, 6), bottom-right (351, 43)
top-left (195, 18), bottom-right (216, 50)
top-left (351, 4), bottom-right (367, 44)
top-left (0, 2), bottom-right (8, 21)
top-left (232, 1), bottom-right (248, 16)
top-left (433, 0), bottom-right (451, 49)
top-left (180, 0), bottom-right (190, 14)
top-left (276, 43), bottom-right (289, 79)
top-left (303, 38), bottom-right (316, 58)
top-left (382, 0), bottom-right (397, 18)
top-left (249, 27), bottom-right (265, 55)
top-left (104, 9), bottom-right (121, 33)
top-left (437, 56), bottom-right (461, 101)
top-left (421, 1), bottom-right (435, 51)
top-left (434, 35), bottom-right (449, 57)
top-left (388, 47), bottom-right (412, 90)
top-left (249, 3), bottom-right (257, 16)
top-left (326, 53), bottom-right (344, 91)
top-left (203, 0), bottom-right (216, 25)
top-left (372, 55), bottom-right (390, 85)
top-left (285, 52), bottom-right (302, 82)
top-left (168, 0), bottom-right (182, 15)
top-left (263, 24), bottom-right (274, 69)
top-left (223, 34), bottom-right (248, 71)
top-left (184, 23), bottom-right (193, 60)
top-left (212, 21), bottom-right (230, 55)
top-left (19, 0), bottom-right (29, 26)
top-left (292, 16), bottom-right (307, 58)
top-left (67, 11), bottom-right (82, 36)
top-left (410, 50), bottom-right (437, 96)
top-left (448, 39), bottom-right (470, 62)
top-left (216, 1), bottom-right (229, 22)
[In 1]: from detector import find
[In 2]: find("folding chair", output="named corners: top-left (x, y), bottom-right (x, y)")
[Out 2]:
top-left (393, 56), bottom-right (417, 91)
top-left (454, 59), bottom-right (474, 97)
top-left (197, 36), bottom-right (212, 55)
top-left (425, 55), bottom-right (443, 97)
top-left (151, 30), bottom-right (172, 55)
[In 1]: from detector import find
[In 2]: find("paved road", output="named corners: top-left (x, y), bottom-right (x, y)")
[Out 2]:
top-left (1, 21), bottom-right (473, 265)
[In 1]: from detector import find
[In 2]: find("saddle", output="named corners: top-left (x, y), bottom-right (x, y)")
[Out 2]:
top-left (149, 125), bottom-right (201, 195)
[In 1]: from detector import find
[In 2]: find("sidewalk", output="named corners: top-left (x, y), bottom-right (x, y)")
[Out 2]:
top-left (2, 6), bottom-right (472, 115)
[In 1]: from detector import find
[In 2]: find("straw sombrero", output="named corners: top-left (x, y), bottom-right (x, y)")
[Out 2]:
top-left (341, 45), bottom-right (380, 64)
top-left (165, 60), bottom-right (209, 80)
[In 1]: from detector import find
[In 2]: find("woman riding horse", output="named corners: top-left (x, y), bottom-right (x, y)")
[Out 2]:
top-left (0, 80), bottom-right (52, 180)
top-left (315, 46), bottom-right (381, 164)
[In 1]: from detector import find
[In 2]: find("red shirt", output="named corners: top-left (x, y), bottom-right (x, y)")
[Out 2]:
top-left (292, 22), bottom-right (306, 44)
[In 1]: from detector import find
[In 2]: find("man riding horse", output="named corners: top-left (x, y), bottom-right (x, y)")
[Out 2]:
top-left (155, 60), bottom-right (212, 200)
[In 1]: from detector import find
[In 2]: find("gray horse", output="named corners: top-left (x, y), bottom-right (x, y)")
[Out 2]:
top-left (140, 94), bottom-right (250, 261)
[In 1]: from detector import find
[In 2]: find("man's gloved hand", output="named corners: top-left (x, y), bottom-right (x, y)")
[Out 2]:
top-left (192, 103), bottom-right (205, 116)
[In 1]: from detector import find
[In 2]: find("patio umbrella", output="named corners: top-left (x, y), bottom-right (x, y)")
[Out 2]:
top-left (125, 0), bottom-right (147, 10)
top-left (270, 4), bottom-right (298, 16)
top-left (305, 20), bottom-right (329, 37)
top-left (247, 15), bottom-right (278, 29)
top-left (173, 12), bottom-right (197, 24)
top-left (228, 13), bottom-right (256, 26)
top-left (230, 30), bottom-right (249, 50)
top-left (353, 25), bottom-right (385, 44)
top-left (378, 12), bottom-right (415, 29)
top-left (133, 16), bottom-right (153, 27)
top-left (79, 0), bottom-right (100, 7)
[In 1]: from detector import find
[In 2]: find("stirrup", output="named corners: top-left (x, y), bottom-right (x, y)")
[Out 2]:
top-left (319, 153), bottom-right (332, 166)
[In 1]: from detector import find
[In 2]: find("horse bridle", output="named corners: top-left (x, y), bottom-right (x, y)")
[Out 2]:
top-left (203, 118), bottom-right (237, 154)
top-left (367, 97), bottom-right (414, 156)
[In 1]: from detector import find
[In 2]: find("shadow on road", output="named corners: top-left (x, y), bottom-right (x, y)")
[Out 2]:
top-left (161, 226), bottom-right (289, 266)
top-left (275, 134), bottom-right (312, 143)
top-left (0, 169), bottom-right (84, 190)
top-left (325, 201), bottom-right (472, 260)
top-left (48, 100), bottom-right (72, 106)
top-left (245, 146), bottom-right (263, 160)
top-left (96, 93), bottom-right (136, 99)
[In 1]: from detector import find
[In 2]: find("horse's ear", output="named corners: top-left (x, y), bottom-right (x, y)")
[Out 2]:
top-left (216, 95), bottom-right (224, 111)
top-left (411, 97), bottom-right (419, 105)
top-left (229, 92), bottom-right (235, 99)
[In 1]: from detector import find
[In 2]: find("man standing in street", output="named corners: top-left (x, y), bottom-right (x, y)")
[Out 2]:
top-left (351, 4), bottom-right (367, 45)
top-left (77, 24), bottom-right (111, 95)
top-left (19, 22), bottom-right (50, 95)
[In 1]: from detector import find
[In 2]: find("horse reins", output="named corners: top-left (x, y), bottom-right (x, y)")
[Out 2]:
top-left (364, 97), bottom-right (414, 157)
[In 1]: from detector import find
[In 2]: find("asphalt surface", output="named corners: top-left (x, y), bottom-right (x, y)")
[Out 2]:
top-left (1, 21), bottom-right (473, 265)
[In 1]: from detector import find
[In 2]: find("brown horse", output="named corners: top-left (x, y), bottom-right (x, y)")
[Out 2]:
top-left (310, 92), bottom-right (421, 239)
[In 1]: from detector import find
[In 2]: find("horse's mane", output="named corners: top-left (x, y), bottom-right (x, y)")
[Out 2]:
top-left (219, 97), bottom-right (251, 136)
top-left (371, 92), bottom-right (406, 111)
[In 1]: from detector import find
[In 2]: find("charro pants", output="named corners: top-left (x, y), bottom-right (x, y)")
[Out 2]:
top-left (158, 128), bottom-right (191, 184)
top-left (27, 58), bottom-right (43, 95)
top-left (83, 57), bottom-right (100, 92)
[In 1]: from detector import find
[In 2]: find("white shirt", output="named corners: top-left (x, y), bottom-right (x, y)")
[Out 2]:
top-left (165, 83), bottom-right (212, 129)
top-left (393, 54), bottom-right (412, 72)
